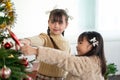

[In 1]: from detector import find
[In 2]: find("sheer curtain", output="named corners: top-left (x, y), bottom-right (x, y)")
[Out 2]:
top-left (96, 0), bottom-right (120, 41)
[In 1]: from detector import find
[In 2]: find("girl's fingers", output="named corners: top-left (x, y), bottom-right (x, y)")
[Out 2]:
top-left (19, 39), bottom-right (30, 45)
top-left (19, 40), bottom-right (29, 47)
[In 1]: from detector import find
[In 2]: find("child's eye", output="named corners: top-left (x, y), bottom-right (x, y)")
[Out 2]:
top-left (50, 20), bottom-right (55, 23)
top-left (79, 42), bottom-right (82, 44)
top-left (58, 21), bottom-right (63, 24)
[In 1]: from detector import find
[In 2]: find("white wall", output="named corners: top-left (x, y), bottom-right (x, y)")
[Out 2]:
top-left (105, 40), bottom-right (120, 74)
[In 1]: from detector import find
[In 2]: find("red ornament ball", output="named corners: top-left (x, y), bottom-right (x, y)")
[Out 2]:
top-left (0, 66), bottom-right (11, 79)
top-left (21, 58), bottom-right (29, 67)
top-left (4, 42), bottom-right (13, 49)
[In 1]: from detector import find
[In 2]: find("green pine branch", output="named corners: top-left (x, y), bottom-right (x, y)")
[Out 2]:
top-left (0, 48), bottom-right (28, 80)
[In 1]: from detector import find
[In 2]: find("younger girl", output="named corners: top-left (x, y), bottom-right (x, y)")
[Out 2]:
top-left (20, 9), bottom-right (71, 80)
top-left (20, 31), bottom-right (106, 80)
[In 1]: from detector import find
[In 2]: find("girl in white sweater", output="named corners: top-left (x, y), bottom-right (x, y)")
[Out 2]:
top-left (20, 31), bottom-right (106, 80)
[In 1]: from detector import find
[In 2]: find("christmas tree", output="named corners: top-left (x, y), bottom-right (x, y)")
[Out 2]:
top-left (0, 0), bottom-right (32, 80)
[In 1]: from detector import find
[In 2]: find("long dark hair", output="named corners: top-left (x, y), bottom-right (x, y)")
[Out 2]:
top-left (47, 9), bottom-right (69, 49)
top-left (78, 31), bottom-right (106, 76)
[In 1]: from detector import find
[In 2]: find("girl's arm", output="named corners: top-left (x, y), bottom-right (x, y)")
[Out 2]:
top-left (21, 45), bottom-right (92, 77)
top-left (19, 38), bottom-right (31, 45)
top-left (36, 47), bottom-right (92, 77)
top-left (20, 33), bottom-right (47, 47)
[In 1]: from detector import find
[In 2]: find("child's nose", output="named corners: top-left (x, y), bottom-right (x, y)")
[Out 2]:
top-left (54, 22), bottom-right (59, 27)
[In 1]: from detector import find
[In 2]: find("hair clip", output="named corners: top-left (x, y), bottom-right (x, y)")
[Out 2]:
top-left (64, 8), bottom-right (73, 20)
top-left (90, 37), bottom-right (99, 47)
top-left (45, 5), bottom-right (57, 14)
top-left (45, 5), bottom-right (73, 20)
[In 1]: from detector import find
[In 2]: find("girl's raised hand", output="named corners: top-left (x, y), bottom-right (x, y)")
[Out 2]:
top-left (19, 39), bottom-right (31, 45)
top-left (20, 42), bottom-right (37, 56)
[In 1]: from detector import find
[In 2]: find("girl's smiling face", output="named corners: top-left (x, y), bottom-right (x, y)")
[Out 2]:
top-left (76, 37), bottom-right (92, 56)
top-left (48, 16), bottom-right (68, 35)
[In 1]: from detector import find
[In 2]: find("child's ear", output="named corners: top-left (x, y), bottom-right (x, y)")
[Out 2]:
top-left (65, 22), bottom-right (69, 28)
top-left (48, 20), bottom-right (50, 23)
top-left (88, 45), bottom-right (92, 51)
